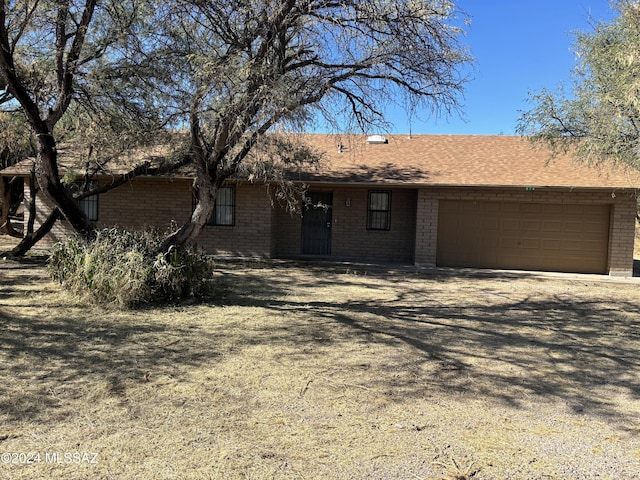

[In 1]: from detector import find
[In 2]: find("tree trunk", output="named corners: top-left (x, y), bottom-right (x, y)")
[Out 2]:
top-left (160, 108), bottom-right (219, 252)
top-left (33, 137), bottom-right (95, 239)
top-left (25, 169), bottom-right (38, 236)
top-left (0, 176), bottom-right (21, 237)
top-left (0, 169), bottom-right (52, 257)
top-left (1, 0), bottom-right (97, 241)
top-left (5, 209), bottom-right (60, 257)
top-left (161, 177), bottom-right (217, 251)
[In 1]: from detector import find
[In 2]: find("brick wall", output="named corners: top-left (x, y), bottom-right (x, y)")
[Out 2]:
top-left (25, 177), bottom-right (193, 247)
top-left (26, 177), bottom-right (273, 258)
top-left (196, 183), bottom-right (272, 257)
top-left (23, 187), bottom-right (76, 247)
top-left (414, 187), bottom-right (637, 276)
top-left (98, 177), bottom-right (192, 230)
top-left (273, 197), bottom-right (302, 258)
top-left (22, 178), bottom-right (637, 275)
top-left (608, 199), bottom-right (637, 276)
top-left (273, 186), bottom-right (417, 262)
top-left (332, 187), bottom-right (416, 262)
top-left (415, 193), bottom-right (438, 266)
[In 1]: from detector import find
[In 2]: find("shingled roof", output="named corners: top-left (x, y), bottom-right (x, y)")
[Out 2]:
top-left (0, 135), bottom-right (187, 177)
top-left (292, 134), bottom-right (640, 189)
top-left (2, 134), bottom-right (639, 190)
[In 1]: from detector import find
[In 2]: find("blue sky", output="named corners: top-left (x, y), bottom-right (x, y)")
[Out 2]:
top-left (388, 0), bottom-right (617, 135)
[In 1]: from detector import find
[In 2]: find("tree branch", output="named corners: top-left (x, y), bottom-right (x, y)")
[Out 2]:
top-left (48, 0), bottom-right (97, 129)
top-left (74, 153), bottom-right (193, 201)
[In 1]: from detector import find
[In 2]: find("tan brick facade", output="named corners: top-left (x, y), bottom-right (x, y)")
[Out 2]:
top-left (22, 178), bottom-right (637, 276)
top-left (98, 177), bottom-right (192, 230)
top-left (273, 186), bottom-right (417, 262)
top-left (7, 134), bottom-right (638, 275)
top-left (196, 183), bottom-right (273, 257)
top-left (608, 199), bottom-right (637, 276)
top-left (26, 177), bottom-right (193, 247)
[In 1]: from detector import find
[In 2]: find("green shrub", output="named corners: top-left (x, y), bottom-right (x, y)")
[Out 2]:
top-left (48, 228), bottom-right (213, 308)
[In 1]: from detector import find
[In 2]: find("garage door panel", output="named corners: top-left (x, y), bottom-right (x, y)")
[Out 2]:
top-left (565, 204), bottom-right (595, 215)
top-left (582, 240), bottom-right (608, 252)
top-left (480, 217), bottom-right (501, 231)
top-left (501, 203), bottom-right (520, 213)
top-left (522, 219), bottom-right (541, 231)
top-left (437, 200), bottom-right (610, 274)
top-left (520, 203), bottom-right (542, 214)
top-left (520, 238), bottom-right (541, 249)
top-left (482, 202), bottom-right (502, 213)
top-left (542, 221), bottom-right (563, 232)
top-left (584, 223), bottom-right (608, 234)
top-left (564, 221), bottom-right (588, 233)
top-left (542, 239), bottom-right (563, 250)
top-left (561, 239), bottom-right (584, 251)
top-left (541, 204), bottom-right (561, 214)
top-left (502, 219), bottom-right (520, 231)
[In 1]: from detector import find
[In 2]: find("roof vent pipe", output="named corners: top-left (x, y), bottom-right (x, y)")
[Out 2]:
top-left (366, 135), bottom-right (388, 144)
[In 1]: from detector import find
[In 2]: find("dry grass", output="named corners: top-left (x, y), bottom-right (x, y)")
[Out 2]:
top-left (1, 235), bottom-right (640, 479)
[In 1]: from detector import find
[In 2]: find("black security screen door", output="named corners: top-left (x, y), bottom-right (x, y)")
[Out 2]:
top-left (301, 192), bottom-right (333, 255)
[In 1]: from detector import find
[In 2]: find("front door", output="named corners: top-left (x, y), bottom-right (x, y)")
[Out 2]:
top-left (301, 192), bottom-right (333, 255)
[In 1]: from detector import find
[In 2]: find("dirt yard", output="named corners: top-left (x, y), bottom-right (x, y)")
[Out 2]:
top-left (1, 236), bottom-right (640, 479)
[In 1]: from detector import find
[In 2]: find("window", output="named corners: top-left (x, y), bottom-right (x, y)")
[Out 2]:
top-left (79, 194), bottom-right (98, 221)
top-left (69, 181), bottom-right (98, 222)
top-left (367, 191), bottom-right (391, 230)
top-left (209, 186), bottom-right (235, 226)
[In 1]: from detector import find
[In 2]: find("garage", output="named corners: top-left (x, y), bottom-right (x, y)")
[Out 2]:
top-left (436, 200), bottom-right (611, 274)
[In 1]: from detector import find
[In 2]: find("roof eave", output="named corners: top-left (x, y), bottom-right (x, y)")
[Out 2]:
top-left (295, 179), bottom-right (637, 191)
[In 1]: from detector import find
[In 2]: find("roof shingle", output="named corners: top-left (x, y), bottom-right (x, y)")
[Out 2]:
top-left (2, 134), bottom-right (639, 190)
top-left (294, 134), bottom-right (640, 189)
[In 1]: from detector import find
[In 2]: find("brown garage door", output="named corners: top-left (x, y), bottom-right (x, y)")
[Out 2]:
top-left (437, 200), bottom-right (611, 274)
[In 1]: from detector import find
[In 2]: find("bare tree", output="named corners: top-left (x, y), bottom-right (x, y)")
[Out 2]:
top-left (152, 0), bottom-right (472, 249)
top-left (0, 0), bottom-right (167, 242)
top-left (1, 0), bottom-right (472, 254)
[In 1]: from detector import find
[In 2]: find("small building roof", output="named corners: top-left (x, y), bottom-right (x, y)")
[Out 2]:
top-left (2, 133), bottom-right (639, 190)
top-left (0, 134), bottom-right (188, 178)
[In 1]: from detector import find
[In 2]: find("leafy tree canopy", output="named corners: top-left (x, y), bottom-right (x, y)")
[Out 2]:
top-left (518, 0), bottom-right (640, 172)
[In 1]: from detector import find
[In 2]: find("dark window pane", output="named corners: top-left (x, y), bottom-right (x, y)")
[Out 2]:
top-left (79, 195), bottom-right (98, 221)
top-left (367, 191), bottom-right (391, 230)
top-left (211, 186), bottom-right (235, 226)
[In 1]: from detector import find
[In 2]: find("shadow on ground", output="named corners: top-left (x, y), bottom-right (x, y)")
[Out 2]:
top-left (1, 257), bottom-right (639, 433)
top-left (214, 262), bottom-right (640, 431)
